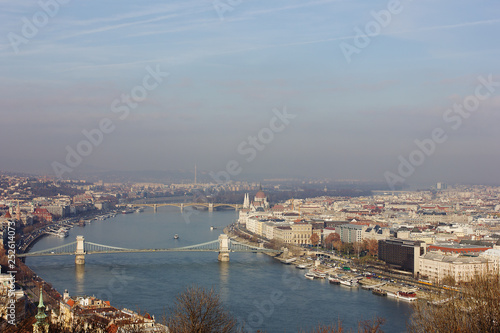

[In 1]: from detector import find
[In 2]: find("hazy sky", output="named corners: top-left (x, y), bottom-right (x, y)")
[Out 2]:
top-left (0, 0), bottom-right (499, 185)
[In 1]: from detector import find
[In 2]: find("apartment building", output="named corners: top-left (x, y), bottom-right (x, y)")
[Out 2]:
top-left (419, 252), bottom-right (493, 283)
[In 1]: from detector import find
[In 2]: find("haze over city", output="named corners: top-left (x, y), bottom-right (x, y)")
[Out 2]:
top-left (1, 0), bottom-right (499, 186)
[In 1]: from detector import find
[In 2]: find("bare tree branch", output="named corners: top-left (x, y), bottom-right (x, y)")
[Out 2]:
top-left (165, 286), bottom-right (240, 333)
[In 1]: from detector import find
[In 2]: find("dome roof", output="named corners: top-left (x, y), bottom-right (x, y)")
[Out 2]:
top-left (255, 190), bottom-right (266, 199)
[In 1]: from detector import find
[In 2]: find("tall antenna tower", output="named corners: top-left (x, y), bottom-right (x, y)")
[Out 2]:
top-left (194, 164), bottom-right (197, 185)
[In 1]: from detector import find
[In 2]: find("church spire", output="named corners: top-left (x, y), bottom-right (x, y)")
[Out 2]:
top-left (38, 287), bottom-right (45, 309)
top-left (243, 193), bottom-right (250, 209)
top-left (33, 287), bottom-right (49, 333)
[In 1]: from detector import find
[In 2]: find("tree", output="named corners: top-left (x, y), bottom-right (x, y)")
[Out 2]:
top-left (324, 233), bottom-right (340, 250)
top-left (332, 240), bottom-right (343, 252)
top-left (408, 273), bottom-right (500, 333)
top-left (310, 233), bottom-right (320, 247)
top-left (341, 243), bottom-right (353, 256)
top-left (165, 286), bottom-right (240, 333)
top-left (23, 225), bottom-right (35, 234)
top-left (352, 242), bottom-right (363, 258)
top-left (363, 239), bottom-right (378, 257)
top-left (440, 275), bottom-right (456, 287)
top-left (267, 239), bottom-right (284, 250)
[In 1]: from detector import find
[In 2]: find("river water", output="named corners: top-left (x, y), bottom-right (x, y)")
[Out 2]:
top-left (26, 208), bottom-right (411, 332)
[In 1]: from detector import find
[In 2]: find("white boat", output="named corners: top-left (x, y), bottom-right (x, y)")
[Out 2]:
top-left (296, 264), bottom-right (308, 269)
top-left (387, 291), bottom-right (417, 302)
top-left (174, 234), bottom-right (179, 239)
top-left (305, 272), bottom-right (316, 280)
top-left (339, 278), bottom-right (358, 287)
top-left (328, 276), bottom-right (340, 284)
top-left (339, 279), bottom-right (352, 287)
top-left (57, 228), bottom-right (69, 238)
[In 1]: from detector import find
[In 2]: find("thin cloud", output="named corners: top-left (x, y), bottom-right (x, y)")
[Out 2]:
top-left (55, 11), bottom-right (206, 41)
top-left (202, 18), bottom-right (500, 57)
top-left (242, 0), bottom-right (344, 17)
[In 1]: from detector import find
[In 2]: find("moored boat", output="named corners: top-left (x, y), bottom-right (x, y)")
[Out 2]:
top-left (396, 291), bottom-right (417, 301)
top-left (339, 278), bottom-right (358, 287)
top-left (57, 228), bottom-right (69, 238)
top-left (387, 290), bottom-right (417, 301)
top-left (174, 234), bottom-right (179, 239)
top-left (372, 288), bottom-right (387, 296)
top-left (305, 272), bottom-right (316, 280)
top-left (328, 276), bottom-right (340, 284)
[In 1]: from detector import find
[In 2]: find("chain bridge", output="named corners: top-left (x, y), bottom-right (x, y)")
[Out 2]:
top-left (133, 202), bottom-right (242, 212)
top-left (18, 234), bottom-right (281, 264)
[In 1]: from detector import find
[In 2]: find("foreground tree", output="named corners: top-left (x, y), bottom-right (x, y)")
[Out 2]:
top-left (408, 273), bottom-right (500, 333)
top-left (166, 286), bottom-right (240, 333)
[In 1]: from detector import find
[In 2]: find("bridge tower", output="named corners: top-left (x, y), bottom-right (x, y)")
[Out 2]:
top-left (75, 235), bottom-right (85, 265)
top-left (218, 234), bottom-right (230, 262)
top-left (180, 203), bottom-right (184, 213)
top-left (153, 204), bottom-right (158, 213)
top-left (209, 203), bottom-right (214, 212)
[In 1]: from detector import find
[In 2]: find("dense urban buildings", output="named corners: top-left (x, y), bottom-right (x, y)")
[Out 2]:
top-left (1, 172), bottom-right (500, 330)
top-left (235, 183), bottom-right (500, 283)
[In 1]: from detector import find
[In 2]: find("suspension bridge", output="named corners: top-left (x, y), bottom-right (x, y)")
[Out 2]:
top-left (18, 234), bottom-right (281, 264)
top-left (133, 202), bottom-right (242, 212)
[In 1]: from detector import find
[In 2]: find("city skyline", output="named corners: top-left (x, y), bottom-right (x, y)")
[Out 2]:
top-left (1, 0), bottom-right (499, 186)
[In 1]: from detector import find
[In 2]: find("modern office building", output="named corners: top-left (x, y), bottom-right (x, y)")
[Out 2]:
top-left (338, 224), bottom-right (365, 243)
top-left (378, 238), bottom-right (426, 275)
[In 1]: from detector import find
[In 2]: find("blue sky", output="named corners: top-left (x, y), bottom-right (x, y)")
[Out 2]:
top-left (0, 0), bottom-right (499, 185)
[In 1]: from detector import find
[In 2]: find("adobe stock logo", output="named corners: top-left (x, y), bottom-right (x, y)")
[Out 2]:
top-left (51, 65), bottom-right (169, 180)
top-left (212, 0), bottom-right (243, 21)
top-left (209, 107), bottom-right (296, 184)
top-left (7, 0), bottom-right (73, 54)
top-left (384, 74), bottom-right (499, 190)
top-left (339, 0), bottom-right (412, 63)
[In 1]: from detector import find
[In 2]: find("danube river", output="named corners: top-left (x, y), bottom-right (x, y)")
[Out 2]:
top-left (26, 208), bottom-right (411, 332)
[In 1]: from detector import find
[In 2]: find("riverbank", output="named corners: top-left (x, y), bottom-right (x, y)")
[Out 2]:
top-left (225, 224), bottom-right (438, 303)
top-left (20, 210), bottom-right (118, 254)
top-left (22, 211), bottom-right (411, 332)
